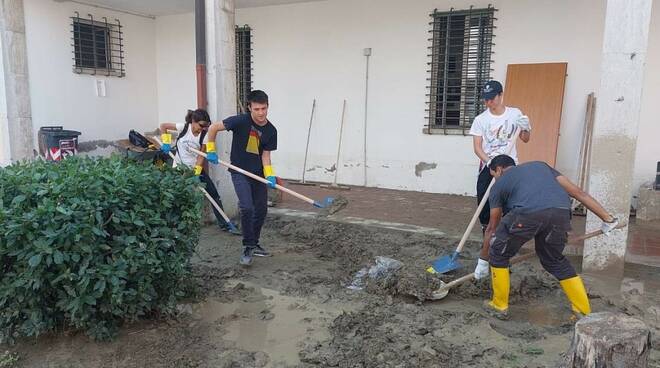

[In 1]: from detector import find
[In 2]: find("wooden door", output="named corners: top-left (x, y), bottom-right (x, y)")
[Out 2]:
top-left (503, 63), bottom-right (567, 166)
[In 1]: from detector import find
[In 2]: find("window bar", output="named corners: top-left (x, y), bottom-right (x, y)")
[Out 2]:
top-left (115, 18), bottom-right (125, 76)
top-left (461, 6), bottom-right (473, 134)
top-left (72, 12), bottom-right (82, 74)
top-left (426, 10), bottom-right (437, 134)
top-left (473, 12), bottom-right (482, 130)
top-left (102, 17), bottom-right (111, 76)
top-left (88, 14), bottom-right (98, 75)
top-left (441, 8), bottom-right (453, 135)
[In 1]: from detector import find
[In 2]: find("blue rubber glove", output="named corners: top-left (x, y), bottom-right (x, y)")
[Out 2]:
top-left (206, 152), bottom-right (218, 164)
top-left (266, 176), bottom-right (277, 189)
top-left (205, 141), bottom-right (219, 164)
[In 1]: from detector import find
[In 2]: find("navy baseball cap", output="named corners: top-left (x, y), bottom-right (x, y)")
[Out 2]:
top-left (481, 80), bottom-right (503, 100)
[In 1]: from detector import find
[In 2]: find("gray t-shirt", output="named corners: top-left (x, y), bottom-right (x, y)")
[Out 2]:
top-left (489, 161), bottom-right (571, 214)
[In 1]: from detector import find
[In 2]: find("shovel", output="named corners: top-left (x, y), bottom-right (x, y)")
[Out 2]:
top-left (427, 127), bottom-right (522, 274)
top-left (190, 147), bottom-right (336, 209)
top-left (429, 222), bottom-right (627, 300)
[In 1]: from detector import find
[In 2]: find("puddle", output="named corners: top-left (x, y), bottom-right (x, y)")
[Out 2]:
top-left (192, 280), bottom-right (339, 367)
top-left (512, 303), bottom-right (571, 327)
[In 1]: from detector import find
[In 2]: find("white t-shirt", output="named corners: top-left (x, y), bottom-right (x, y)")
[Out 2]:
top-left (469, 106), bottom-right (526, 164)
top-left (173, 123), bottom-right (208, 168)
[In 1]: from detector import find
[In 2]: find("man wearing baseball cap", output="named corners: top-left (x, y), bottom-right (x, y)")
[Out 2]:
top-left (469, 80), bottom-right (531, 233)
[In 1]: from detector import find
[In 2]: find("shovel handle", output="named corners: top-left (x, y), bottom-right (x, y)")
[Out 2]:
top-left (436, 222), bottom-right (627, 293)
top-left (189, 147), bottom-right (318, 206)
top-left (454, 127), bottom-right (522, 254)
top-left (152, 137), bottom-right (233, 224)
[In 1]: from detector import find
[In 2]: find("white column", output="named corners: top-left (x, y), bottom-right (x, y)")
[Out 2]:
top-left (0, 0), bottom-right (34, 165)
top-left (583, 0), bottom-right (653, 276)
top-left (205, 0), bottom-right (238, 217)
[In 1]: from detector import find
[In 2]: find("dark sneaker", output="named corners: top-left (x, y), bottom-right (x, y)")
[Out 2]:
top-left (239, 247), bottom-right (254, 266)
top-left (253, 245), bottom-right (271, 257)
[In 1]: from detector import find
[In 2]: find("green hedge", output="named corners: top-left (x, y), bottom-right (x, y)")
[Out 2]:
top-left (0, 156), bottom-right (203, 341)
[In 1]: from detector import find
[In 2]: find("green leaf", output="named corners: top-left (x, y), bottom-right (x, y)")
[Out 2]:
top-left (12, 195), bottom-right (26, 205)
top-left (28, 254), bottom-right (42, 267)
top-left (56, 206), bottom-right (72, 215)
top-left (53, 251), bottom-right (64, 265)
top-left (94, 280), bottom-right (106, 293)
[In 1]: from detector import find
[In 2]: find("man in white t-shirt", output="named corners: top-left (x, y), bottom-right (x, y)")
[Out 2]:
top-left (159, 109), bottom-right (239, 234)
top-left (469, 80), bottom-right (531, 231)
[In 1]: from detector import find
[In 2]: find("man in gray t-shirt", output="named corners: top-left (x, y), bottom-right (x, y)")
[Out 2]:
top-left (488, 161), bottom-right (571, 215)
top-left (474, 155), bottom-right (619, 320)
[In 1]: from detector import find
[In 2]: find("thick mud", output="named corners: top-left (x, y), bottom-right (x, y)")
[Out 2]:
top-left (4, 215), bottom-right (659, 368)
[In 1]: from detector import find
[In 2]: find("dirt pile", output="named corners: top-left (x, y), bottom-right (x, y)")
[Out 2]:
top-left (298, 301), bottom-right (493, 367)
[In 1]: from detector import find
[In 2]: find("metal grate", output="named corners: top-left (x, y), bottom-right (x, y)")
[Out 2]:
top-left (426, 6), bottom-right (496, 134)
top-left (71, 12), bottom-right (125, 77)
top-left (235, 25), bottom-right (253, 113)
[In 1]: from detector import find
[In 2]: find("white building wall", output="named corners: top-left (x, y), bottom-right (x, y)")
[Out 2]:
top-left (155, 13), bottom-right (197, 124)
top-left (23, 0), bottom-right (657, 197)
top-left (232, 0), bottom-right (659, 195)
top-left (23, 0), bottom-right (158, 145)
top-left (636, 4), bottom-right (660, 192)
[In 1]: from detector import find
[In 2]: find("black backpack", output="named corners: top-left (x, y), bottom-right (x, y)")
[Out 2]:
top-left (129, 130), bottom-right (150, 148)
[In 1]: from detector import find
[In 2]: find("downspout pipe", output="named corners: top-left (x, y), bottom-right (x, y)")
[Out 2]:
top-left (195, 0), bottom-right (208, 109)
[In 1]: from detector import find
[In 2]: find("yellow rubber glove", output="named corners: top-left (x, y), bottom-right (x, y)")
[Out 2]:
top-left (194, 165), bottom-right (203, 176)
top-left (205, 142), bottom-right (218, 164)
top-left (264, 165), bottom-right (276, 189)
top-left (160, 133), bottom-right (172, 153)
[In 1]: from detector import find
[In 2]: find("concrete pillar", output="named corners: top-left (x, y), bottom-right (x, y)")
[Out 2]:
top-left (583, 0), bottom-right (653, 276)
top-left (0, 0), bottom-right (34, 166)
top-left (205, 0), bottom-right (239, 217)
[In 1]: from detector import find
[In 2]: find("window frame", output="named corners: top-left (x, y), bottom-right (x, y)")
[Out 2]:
top-left (425, 6), bottom-right (496, 135)
top-left (71, 12), bottom-right (125, 77)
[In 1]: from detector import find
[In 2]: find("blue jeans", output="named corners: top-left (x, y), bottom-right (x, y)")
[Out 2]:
top-left (231, 172), bottom-right (268, 247)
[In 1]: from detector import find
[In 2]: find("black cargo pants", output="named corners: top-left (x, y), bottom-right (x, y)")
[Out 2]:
top-left (488, 207), bottom-right (576, 281)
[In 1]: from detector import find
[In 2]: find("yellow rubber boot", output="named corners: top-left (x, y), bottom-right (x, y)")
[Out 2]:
top-left (559, 276), bottom-right (591, 317)
top-left (484, 266), bottom-right (510, 319)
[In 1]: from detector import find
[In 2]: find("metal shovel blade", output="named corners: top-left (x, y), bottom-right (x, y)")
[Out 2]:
top-left (428, 251), bottom-right (462, 274)
top-left (430, 281), bottom-right (450, 300)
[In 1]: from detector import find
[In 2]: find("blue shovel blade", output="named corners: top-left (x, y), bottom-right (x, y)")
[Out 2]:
top-left (429, 251), bottom-right (463, 274)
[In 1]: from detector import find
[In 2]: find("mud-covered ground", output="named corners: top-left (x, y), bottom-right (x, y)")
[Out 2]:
top-left (4, 215), bottom-right (660, 368)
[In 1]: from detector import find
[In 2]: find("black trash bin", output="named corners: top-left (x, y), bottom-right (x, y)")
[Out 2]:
top-left (38, 126), bottom-right (81, 161)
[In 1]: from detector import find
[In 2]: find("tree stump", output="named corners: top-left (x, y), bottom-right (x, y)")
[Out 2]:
top-left (563, 312), bottom-right (651, 368)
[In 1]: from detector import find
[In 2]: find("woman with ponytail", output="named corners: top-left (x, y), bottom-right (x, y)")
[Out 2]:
top-left (159, 109), bottom-right (239, 234)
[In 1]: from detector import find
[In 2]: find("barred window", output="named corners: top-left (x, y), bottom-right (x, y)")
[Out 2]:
top-left (426, 6), bottom-right (496, 134)
top-left (71, 12), bottom-right (125, 77)
top-left (235, 25), bottom-right (253, 113)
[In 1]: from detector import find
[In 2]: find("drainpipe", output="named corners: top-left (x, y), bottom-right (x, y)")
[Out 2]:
top-left (195, 0), bottom-right (208, 109)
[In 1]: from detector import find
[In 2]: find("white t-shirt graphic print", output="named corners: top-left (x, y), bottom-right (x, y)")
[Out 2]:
top-left (469, 106), bottom-right (525, 164)
top-left (173, 123), bottom-right (209, 168)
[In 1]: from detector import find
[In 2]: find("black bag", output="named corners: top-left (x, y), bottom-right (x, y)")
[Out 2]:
top-left (129, 130), bottom-right (150, 148)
